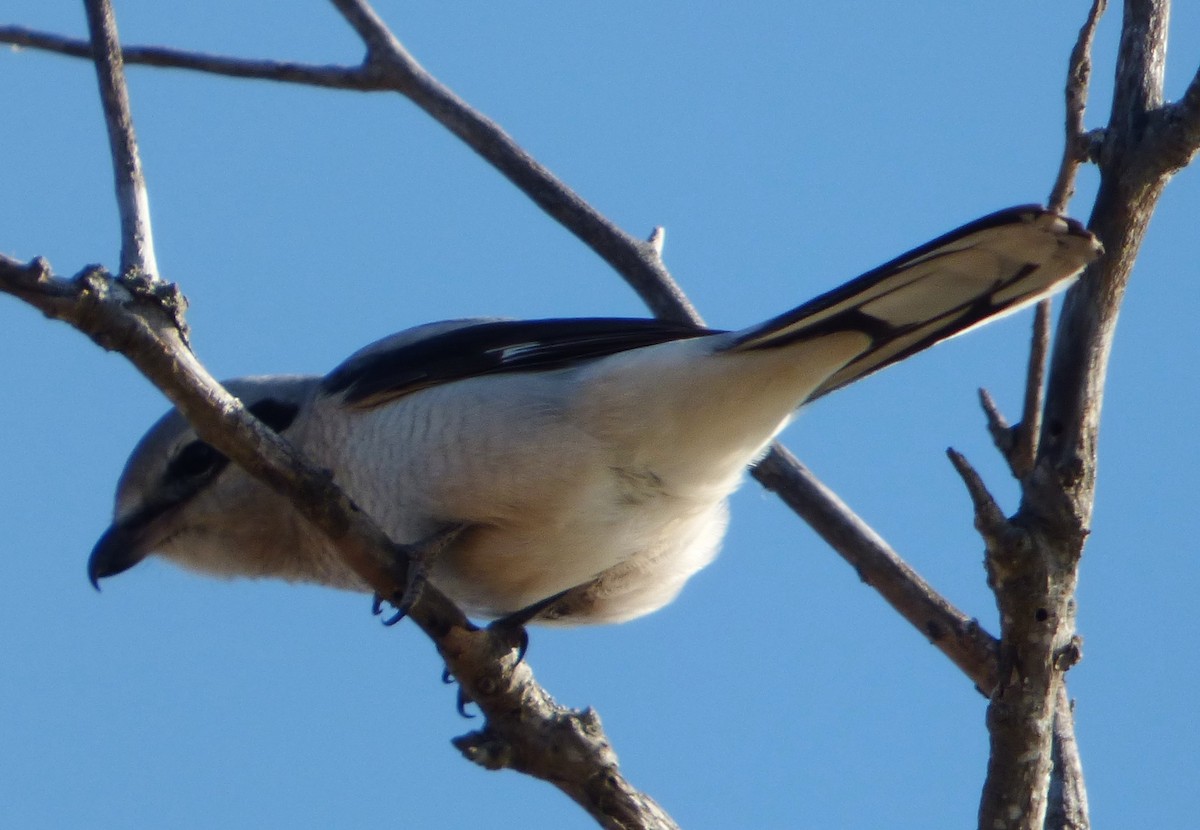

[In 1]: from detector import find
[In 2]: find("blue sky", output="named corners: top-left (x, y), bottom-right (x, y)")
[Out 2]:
top-left (2, 3), bottom-right (1198, 828)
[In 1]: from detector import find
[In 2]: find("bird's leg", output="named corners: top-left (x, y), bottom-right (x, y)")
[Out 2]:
top-left (372, 523), bottom-right (468, 626)
top-left (486, 588), bottom-right (573, 663)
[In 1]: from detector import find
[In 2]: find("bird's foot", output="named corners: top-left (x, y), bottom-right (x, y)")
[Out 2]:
top-left (486, 588), bottom-right (571, 665)
top-left (371, 523), bottom-right (467, 626)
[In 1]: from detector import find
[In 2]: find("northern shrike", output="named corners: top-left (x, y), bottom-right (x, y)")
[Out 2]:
top-left (89, 207), bottom-right (1100, 625)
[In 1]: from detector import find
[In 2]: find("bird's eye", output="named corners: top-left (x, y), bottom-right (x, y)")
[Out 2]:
top-left (248, 398), bottom-right (300, 433)
top-left (166, 440), bottom-right (223, 480)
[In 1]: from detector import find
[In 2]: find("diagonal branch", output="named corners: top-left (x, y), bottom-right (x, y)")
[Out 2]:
top-left (756, 447), bottom-right (999, 692)
top-left (81, 0), bottom-right (158, 279)
top-left (326, 0), bottom-right (701, 324)
top-left (0, 251), bottom-right (678, 830)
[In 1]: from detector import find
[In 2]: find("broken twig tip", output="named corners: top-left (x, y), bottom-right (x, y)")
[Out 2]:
top-left (647, 226), bottom-right (666, 257)
top-left (946, 447), bottom-right (1008, 533)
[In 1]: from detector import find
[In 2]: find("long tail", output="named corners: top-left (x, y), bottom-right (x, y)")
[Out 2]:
top-left (724, 206), bottom-right (1101, 400)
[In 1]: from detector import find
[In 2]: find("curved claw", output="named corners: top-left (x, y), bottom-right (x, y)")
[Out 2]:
top-left (483, 617), bottom-right (531, 666)
top-left (375, 524), bottom-right (469, 630)
top-left (370, 590), bottom-right (410, 626)
top-left (511, 625), bottom-right (532, 666)
top-left (439, 665), bottom-right (473, 717)
top-left (486, 588), bottom-right (570, 665)
top-left (456, 686), bottom-right (476, 719)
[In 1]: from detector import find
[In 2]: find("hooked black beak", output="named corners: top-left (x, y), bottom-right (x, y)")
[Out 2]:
top-left (87, 520), bottom-right (151, 590)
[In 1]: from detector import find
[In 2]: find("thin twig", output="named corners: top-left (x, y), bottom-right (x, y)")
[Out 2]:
top-left (1048, 0), bottom-right (1106, 213)
top-left (80, 1), bottom-right (158, 279)
top-left (1013, 301), bottom-right (1052, 478)
top-left (945, 449), bottom-right (1010, 544)
top-left (979, 388), bottom-right (1017, 463)
top-left (647, 227), bottom-right (666, 259)
top-left (0, 25), bottom-right (377, 88)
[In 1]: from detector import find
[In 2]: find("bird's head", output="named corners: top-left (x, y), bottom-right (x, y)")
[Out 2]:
top-left (88, 376), bottom-right (318, 588)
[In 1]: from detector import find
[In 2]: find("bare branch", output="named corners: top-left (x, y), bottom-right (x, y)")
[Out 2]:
top-left (81, 0), bottom-right (158, 279)
top-left (0, 252), bottom-right (677, 830)
top-left (977, 299), bottom-right (1052, 482)
top-left (1041, 0), bottom-right (1173, 524)
top-left (966, 313), bottom-right (1080, 830)
top-left (1014, 301), bottom-right (1053, 478)
top-left (945, 449), bottom-right (1010, 545)
top-left (1048, 0), bottom-right (1106, 213)
top-left (976, 302), bottom-right (1050, 494)
top-left (0, 25), bottom-right (378, 89)
top-left (325, 0), bottom-right (701, 324)
top-left (979, 388), bottom-right (1017, 462)
top-left (755, 446), bottom-right (1000, 693)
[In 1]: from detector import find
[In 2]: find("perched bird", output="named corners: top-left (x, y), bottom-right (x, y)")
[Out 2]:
top-left (89, 207), bottom-right (1100, 626)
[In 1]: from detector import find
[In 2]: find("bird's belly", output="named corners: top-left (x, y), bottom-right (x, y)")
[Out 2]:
top-left (318, 368), bottom-right (749, 622)
top-left (429, 482), bottom-right (730, 621)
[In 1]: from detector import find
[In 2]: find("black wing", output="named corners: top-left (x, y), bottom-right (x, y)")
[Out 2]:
top-left (322, 317), bottom-right (717, 408)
